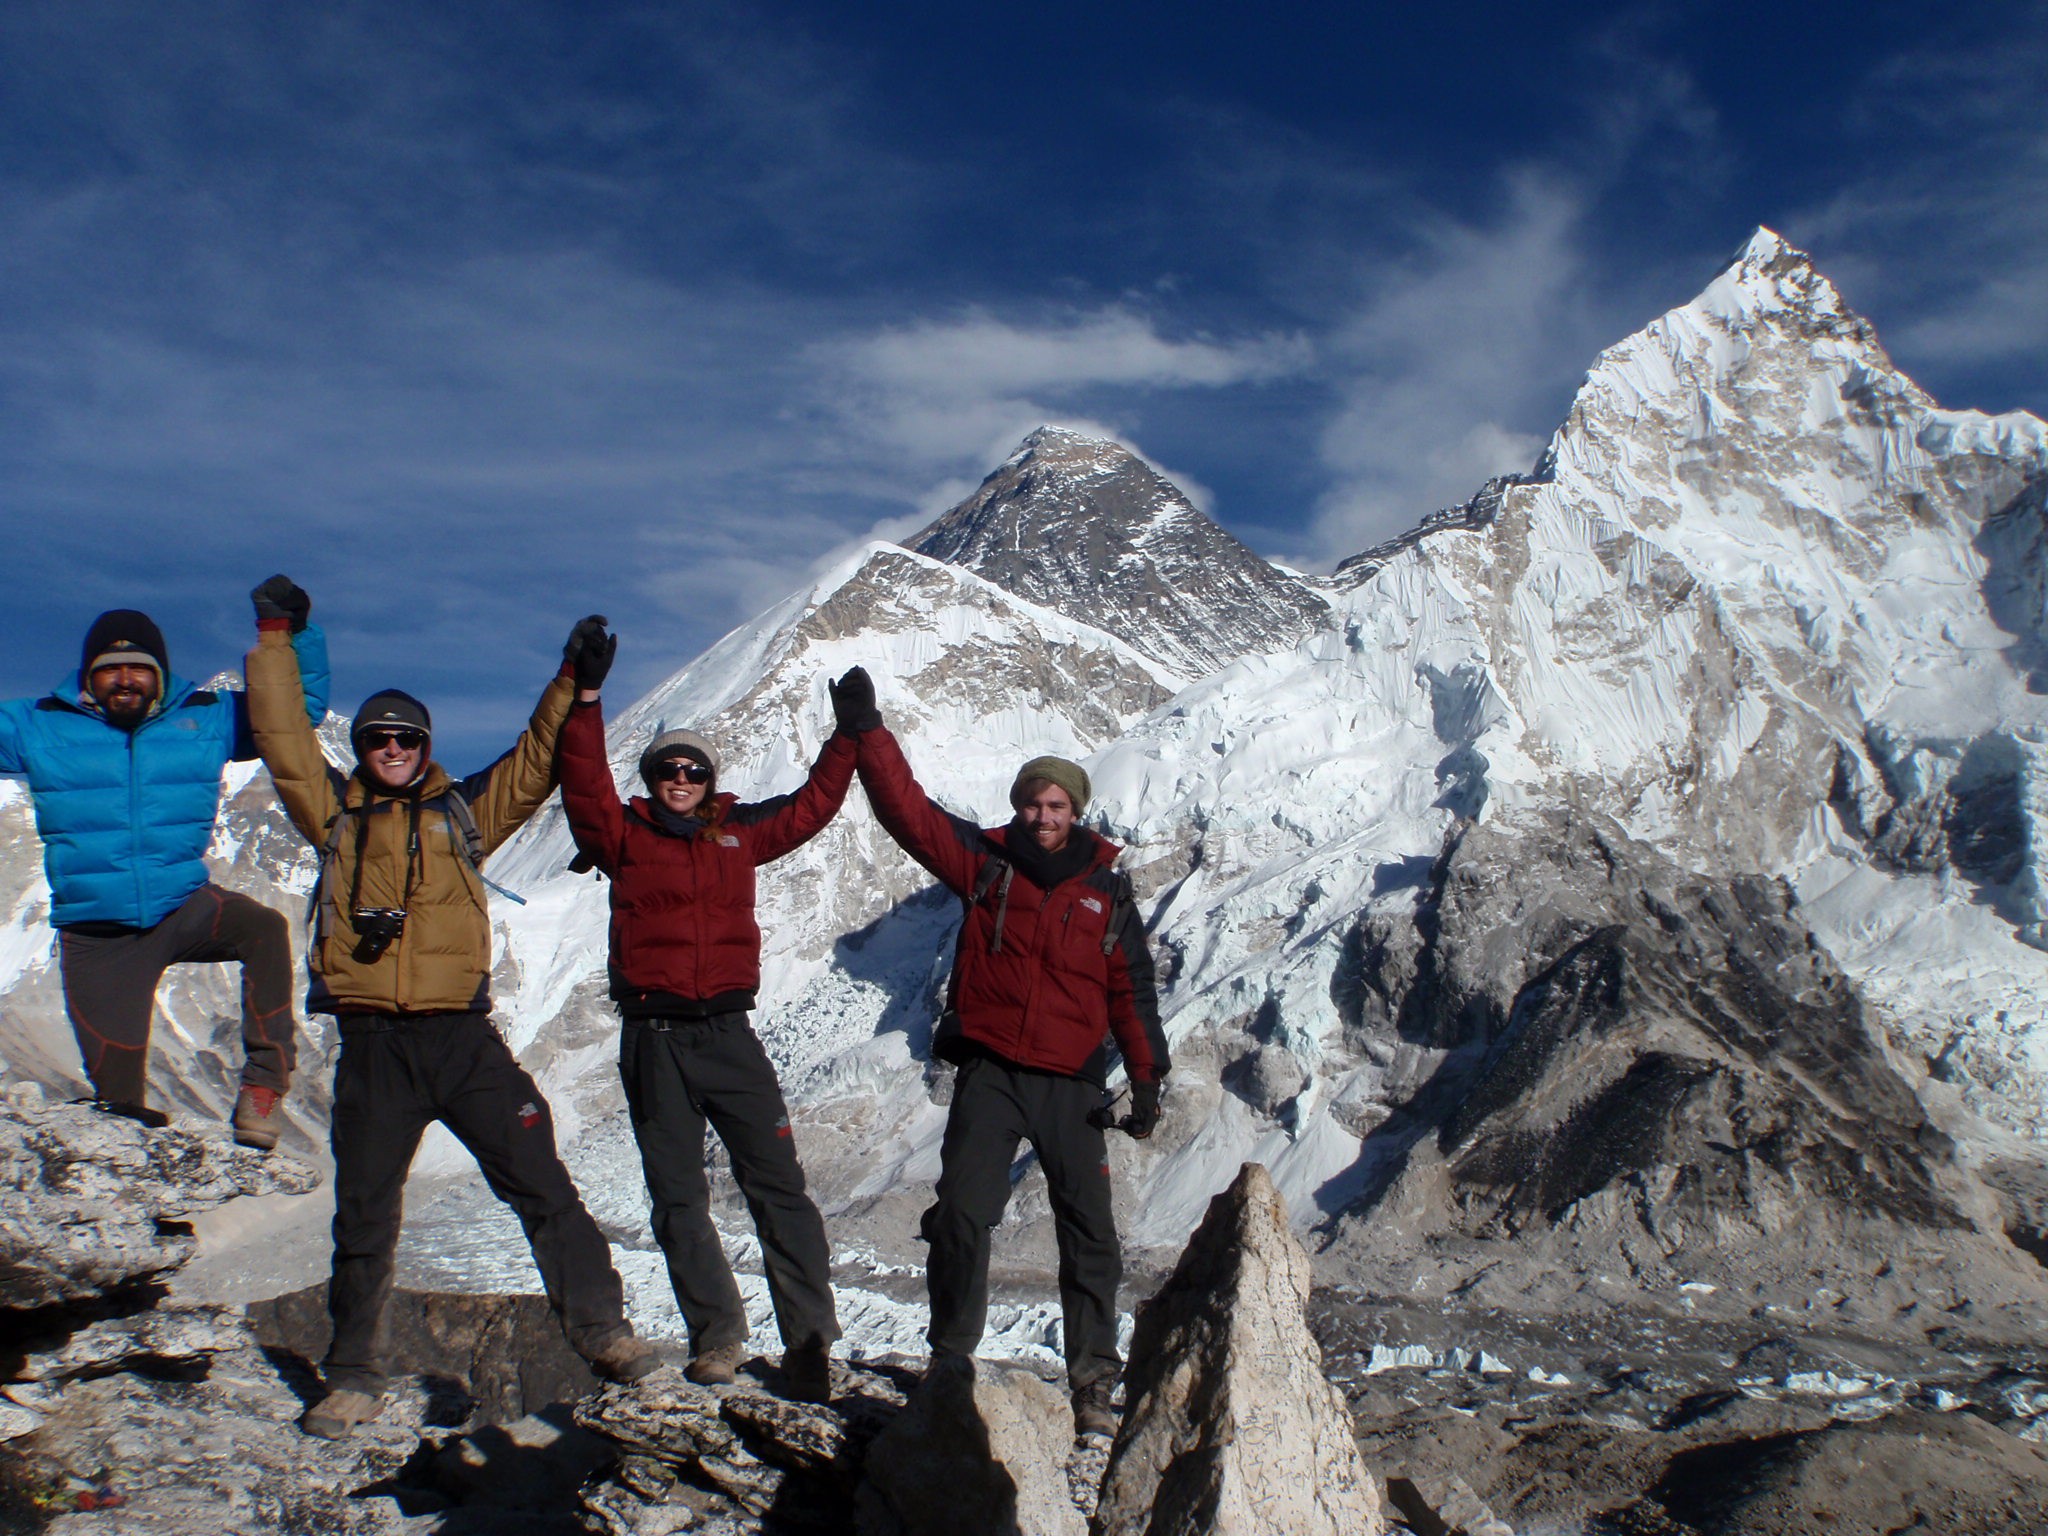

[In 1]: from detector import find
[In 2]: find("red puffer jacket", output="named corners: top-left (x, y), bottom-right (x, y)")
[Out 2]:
top-left (856, 726), bottom-right (1168, 1086)
top-left (559, 701), bottom-right (855, 1015)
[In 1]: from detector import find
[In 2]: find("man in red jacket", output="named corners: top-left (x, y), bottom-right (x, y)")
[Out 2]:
top-left (852, 685), bottom-right (1169, 1439)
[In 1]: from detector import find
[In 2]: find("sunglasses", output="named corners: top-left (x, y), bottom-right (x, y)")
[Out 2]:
top-left (652, 759), bottom-right (713, 785)
top-left (361, 729), bottom-right (427, 752)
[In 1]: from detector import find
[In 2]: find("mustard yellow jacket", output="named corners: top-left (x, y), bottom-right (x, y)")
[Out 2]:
top-left (246, 629), bottom-right (573, 1015)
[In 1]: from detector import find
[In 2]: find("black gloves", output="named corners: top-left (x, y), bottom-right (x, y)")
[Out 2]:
top-left (1124, 1080), bottom-right (1162, 1140)
top-left (251, 574), bottom-right (311, 633)
top-left (828, 666), bottom-right (882, 735)
top-left (564, 615), bottom-right (616, 691)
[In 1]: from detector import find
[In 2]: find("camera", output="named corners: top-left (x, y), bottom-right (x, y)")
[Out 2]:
top-left (351, 907), bottom-right (407, 962)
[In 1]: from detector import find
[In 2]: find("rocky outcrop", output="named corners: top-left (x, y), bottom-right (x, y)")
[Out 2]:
top-left (1095, 1162), bottom-right (1381, 1536)
top-left (856, 1354), bottom-right (1085, 1536)
top-left (0, 1085), bottom-right (319, 1310)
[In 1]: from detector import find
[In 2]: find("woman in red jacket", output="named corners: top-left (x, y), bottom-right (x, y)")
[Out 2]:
top-left (557, 626), bottom-right (871, 1404)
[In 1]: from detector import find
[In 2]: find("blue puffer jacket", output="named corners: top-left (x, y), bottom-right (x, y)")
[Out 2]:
top-left (0, 625), bottom-right (329, 929)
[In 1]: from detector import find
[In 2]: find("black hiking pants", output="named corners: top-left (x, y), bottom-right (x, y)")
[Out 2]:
top-left (923, 1054), bottom-right (1122, 1388)
top-left (620, 1014), bottom-right (839, 1355)
top-left (58, 882), bottom-right (297, 1107)
top-left (323, 1011), bottom-right (628, 1397)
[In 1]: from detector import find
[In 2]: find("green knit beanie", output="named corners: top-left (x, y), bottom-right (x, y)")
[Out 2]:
top-left (1010, 755), bottom-right (1091, 813)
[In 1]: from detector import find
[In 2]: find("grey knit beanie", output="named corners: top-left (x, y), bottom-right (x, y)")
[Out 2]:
top-left (1010, 755), bottom-right (1091, 813)
top-left (639, 728), bottom-right (720, 785)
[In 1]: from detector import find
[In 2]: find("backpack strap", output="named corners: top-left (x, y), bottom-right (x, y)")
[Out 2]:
top-left (967, 855), bottom-right (1016, 955)
top-left (437, 788), bottom-right (528, 906)
top-left (311, 783), bottom-right (529, 912)
top-left (1099, 869), bottom-right (1137, 957)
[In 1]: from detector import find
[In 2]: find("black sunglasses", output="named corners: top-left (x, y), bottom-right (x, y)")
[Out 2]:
top-left (361, 728), bottom-right (427, 752)
top-left (652, 759), bottom-right (713, 785)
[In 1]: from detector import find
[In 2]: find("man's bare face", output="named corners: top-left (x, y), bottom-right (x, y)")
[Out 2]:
top-left (89, 663), bottom-right (159, 726)
top-left (1017, 784), bottom-right (1076, 853)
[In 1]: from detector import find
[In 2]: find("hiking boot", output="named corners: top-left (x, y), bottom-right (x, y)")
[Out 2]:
top-left (301, 1388), bottom-right (383, 1440)
top-left (1071, 1375), bottom-right (1119, 1439)
top-left (589, 1330), bottom-right (662, 1385)
top-left (87, 1098), bottom-right (169, 1130)
top-left (685, 1341), bottom-right (746, 1386)
top-left (232, 1085), bottom-right (285, 1150)
top-left (780, 1341), bottom-right (832, 1404)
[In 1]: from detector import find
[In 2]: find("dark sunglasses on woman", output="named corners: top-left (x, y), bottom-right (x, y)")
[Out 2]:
top-left (653, 759), bottom-right (713, 785)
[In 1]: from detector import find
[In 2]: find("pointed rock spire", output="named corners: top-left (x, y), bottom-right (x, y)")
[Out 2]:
top-left (1096, 1162), bottom-right (1384, 1536)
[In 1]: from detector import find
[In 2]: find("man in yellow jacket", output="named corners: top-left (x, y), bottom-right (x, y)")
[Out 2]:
top-left (248, 612), bottom-right (655, 1438)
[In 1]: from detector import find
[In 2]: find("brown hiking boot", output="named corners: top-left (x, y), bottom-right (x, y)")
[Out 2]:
top-left (780, 1341), bottom-right (832, 1404)
top-left (301, 1388), bottom-right (383, 1440)
top-left (684, 1341), bottom-right (746, 1386)
top-left (232, 1085), bottom-right (285, 1150)
top-left (589, 1330), bottom-right (661, 1385)
top-left (1071, 1375), bottom-right (1119, 1439)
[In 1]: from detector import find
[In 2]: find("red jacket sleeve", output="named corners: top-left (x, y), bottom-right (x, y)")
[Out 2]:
top-left (729, 732), bottom-right (857, 865)
top-left (557, 699), bottom-right (627, 876)
top-left (855, 726), bottom-right (990, 898)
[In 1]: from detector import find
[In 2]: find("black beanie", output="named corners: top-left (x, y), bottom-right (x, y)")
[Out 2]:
top-left (80, 610), bottom-right (168, 684)
top-left (351, 689), bottom-right (433, 758)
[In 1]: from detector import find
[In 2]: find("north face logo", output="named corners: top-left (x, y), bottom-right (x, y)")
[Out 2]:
top-left (517, 1101), bottom-right (543, 1128)
top-left (1079, 896), bottom-right (1104, 914)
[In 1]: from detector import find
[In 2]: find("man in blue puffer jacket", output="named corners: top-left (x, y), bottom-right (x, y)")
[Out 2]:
top-left (0, 577), bottom-right (329, 1147)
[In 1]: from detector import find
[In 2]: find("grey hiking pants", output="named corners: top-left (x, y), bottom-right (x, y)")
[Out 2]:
top-left (922, 1054), bottom-right (1122, 1388)
top-left (620, 1014), bottom-right (839, 1355)
top-left (323, 1011), bottom-right (628, 1397)
top-left (57, 882), bottom-right (297, 1106)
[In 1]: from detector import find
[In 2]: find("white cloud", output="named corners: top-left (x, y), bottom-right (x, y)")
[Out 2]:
top-left (810, 307), bottom-right (1311, 489)
top-left (1306, 176), bottom-right (1591, 561)
top-left (1790, 32), bottom-right (2048, 395)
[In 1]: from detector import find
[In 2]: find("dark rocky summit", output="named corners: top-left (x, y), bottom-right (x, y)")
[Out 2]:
top-left (907, 426), bottom-right (1329, 678)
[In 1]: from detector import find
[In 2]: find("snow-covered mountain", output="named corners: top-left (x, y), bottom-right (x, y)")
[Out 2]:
top-left (5, 229), bottom-right (2048, 1348)
top-left (907, 425), bottom-right (1329, 678)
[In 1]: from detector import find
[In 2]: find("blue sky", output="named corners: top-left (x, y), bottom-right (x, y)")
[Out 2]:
top-left (4, 0), bottom-right (2045, 761)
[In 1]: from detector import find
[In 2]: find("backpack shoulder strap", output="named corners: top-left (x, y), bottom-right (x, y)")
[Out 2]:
top-left (967, 854), bottom-right (1016, 955)
top-left (436, 786), bottom-right (528, 905)
top-left (1099, 868), bottom-right (1137, 956)
top-left (438, 787), bottom-right (488, 870)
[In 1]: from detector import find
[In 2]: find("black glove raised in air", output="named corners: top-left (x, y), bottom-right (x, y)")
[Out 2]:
top-left (564, 615), bottom-right (616, 691)
top-left (251, 574), bottom-right (311, 633)
top-left (828, 665), bottom-right (882, 735)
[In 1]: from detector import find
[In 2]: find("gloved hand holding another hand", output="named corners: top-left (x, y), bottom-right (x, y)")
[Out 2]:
top-left (828, 666), bottom-right (882, 735)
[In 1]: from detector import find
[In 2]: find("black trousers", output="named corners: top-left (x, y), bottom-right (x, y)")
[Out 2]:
top-left (620, 1015), bottom-right (838, 1354)
top-left (923, 1055), bottom-right (1122, 1388)
top-left (58, 882), bottom-right (297, 1106)
top-left (324, 1012), bottom-right (628, 1397)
